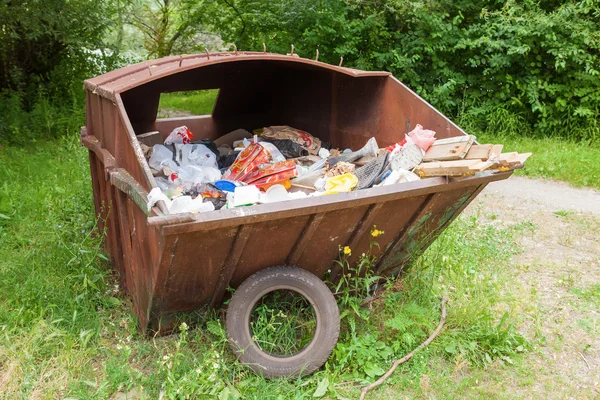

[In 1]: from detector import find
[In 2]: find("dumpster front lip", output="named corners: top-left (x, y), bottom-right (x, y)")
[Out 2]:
top-left (148, 170), bottom-right (514, 235)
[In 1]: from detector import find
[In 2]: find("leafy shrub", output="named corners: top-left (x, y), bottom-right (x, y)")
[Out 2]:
top-left (210, 0), bottom-right (600, 142)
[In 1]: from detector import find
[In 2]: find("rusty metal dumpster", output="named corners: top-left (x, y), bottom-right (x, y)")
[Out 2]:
top-left (81, 52), bottom-right (514, 337)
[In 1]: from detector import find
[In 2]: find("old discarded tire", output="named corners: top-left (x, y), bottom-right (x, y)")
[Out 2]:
top-left (226, 266), bottom-right (340, 378)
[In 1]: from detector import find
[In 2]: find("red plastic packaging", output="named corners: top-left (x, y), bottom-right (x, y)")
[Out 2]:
top-left (222, 143), bottom-right (270, 181)
top-left (243, 160), bottom-right (298, 190)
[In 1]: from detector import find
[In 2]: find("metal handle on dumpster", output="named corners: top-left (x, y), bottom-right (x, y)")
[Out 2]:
top-left (81, 131), bottom-right (161, 217)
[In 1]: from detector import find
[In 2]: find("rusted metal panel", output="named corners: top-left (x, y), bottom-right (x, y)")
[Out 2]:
top-left (376, 77), bottom-right (468, 141)
top-left (84, 53), bottom-right (391, 100)
top-left (228, 215), bottom-right (313, 287)
top-left (81, 52), bottom-right (517, 335)
top-left (159, 227), bottom-right (238, 314)
top-left (377, 185), bottom-right (485, 276)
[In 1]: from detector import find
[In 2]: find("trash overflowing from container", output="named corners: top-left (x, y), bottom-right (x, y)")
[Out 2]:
top-left (144, 124), bottom-right (531, 214)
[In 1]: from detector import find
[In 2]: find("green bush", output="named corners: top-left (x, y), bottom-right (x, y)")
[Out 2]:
top-left (0, 0), bottom-right (124, 145)
top-left (211, 0), bottom-right (600, 142)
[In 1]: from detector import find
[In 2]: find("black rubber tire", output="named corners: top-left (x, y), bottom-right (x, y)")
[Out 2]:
top-left (226, 266), bottom-right (340, 378)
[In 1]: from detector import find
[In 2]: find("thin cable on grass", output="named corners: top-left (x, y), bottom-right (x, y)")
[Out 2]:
top-left (359, 297), bottom-right (449, 400)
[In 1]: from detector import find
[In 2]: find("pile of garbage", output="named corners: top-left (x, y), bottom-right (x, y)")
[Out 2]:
top-left (144, 125), bottom-right (530, 214)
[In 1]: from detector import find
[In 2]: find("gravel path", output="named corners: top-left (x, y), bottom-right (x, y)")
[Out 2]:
top-left (466, 176), bottom-right (600, 398)
top-left (481, 176), bottom-right (600, 215)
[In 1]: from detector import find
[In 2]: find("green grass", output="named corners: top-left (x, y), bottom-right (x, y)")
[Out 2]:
top-left (478, 134), bottom-right (600, 189)
top-left (0, 137), bottom-right (534, 398)
top-left (158, 89), bottom-right (219, 116)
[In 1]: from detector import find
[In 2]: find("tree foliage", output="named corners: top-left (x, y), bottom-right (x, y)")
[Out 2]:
top-left (128, 0), bottom-right (209, 57)
top-left (208, 0), bottom-right (600, 141)
top-left (0, 0), bottom-right (115, 104)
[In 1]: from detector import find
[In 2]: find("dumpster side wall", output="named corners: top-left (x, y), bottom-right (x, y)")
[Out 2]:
top-left (85, 90), bottom-right (163, 329)
top-left (145, 181), bottom-right (489, 334)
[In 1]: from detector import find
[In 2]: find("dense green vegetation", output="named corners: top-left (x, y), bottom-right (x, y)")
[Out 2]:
top-left (212, 0), bottom-right (600, 142)
top-left (1, 0), bottom-right (599, 145)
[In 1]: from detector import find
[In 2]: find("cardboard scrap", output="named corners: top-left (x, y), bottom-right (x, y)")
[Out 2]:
top-left (423, 135), bottom-right (475, 162)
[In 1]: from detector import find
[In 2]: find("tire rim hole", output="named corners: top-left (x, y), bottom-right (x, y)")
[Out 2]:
top-left (249, 289), bottom-right (317, 357)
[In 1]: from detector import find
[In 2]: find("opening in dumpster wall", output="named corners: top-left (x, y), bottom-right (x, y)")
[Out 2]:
top-left (119, 57), bottom-right (468, 176)
top-left (120, 60), bottom-right (399, 151)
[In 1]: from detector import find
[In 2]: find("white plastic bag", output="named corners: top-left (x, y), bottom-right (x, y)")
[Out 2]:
top-left (164, 126), bottom-right (194, 145)
top-left (169, 196), bottom-right (215, 214)
top-left (175, 143), bottom-right (218, 169)
top-left (171, 165), bottom-right (222, 189)
top-left (149, 144), bottom-right (178, 171)
top-left (147, 188), bottom-right (215, 214)
top-left (378, 169), bottom-right (420, 186)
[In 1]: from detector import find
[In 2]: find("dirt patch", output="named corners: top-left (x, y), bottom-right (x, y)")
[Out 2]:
top-left (465, 176), bottom-right (600, 398)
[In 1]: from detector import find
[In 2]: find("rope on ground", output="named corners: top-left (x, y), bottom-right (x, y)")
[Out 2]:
top-left (359, 297), bottom-right (449, 400)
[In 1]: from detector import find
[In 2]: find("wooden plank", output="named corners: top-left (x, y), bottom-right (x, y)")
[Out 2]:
top-left (498, 152), bottom-right (519, 167)
top-left (469, 160), bottom-right (494, 172)
top-left (465, 144), bottom-right (493, 160)
top-left (415, 159), bottom-right (481, 177)
top-left (423, 135), bottom-right (475, 162)
top-left (514, 152), bottom-right (532, 164)
top-left (489, 144), bottom-right (503, 160)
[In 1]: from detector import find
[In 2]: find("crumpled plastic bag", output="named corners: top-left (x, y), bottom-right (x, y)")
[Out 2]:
top-left (322, 173), bottom-right (358, 195)
top-left (164, 126), bottom-right (194, 145)
top-left (147, 188), bottom-right (215, 214)
top-left (150, 143), bottom-right (218, 170)
top-left (260, 126), bottom-right (321, 155)
top-left (328, 137), bottom-right (379, 167)
top-left (407, 124), bottom-right (436, 151)
top-left (171, 165), bottom-right (222, 189)
top-left (390, 143), bottom-right (423, 171)
top-left (263, 139), bottom-right (309, 159)
top-left (175, 143), bottom-right (218, 169)
top-left (377, 169), bottom-right (420, 186)
top-left (149, 144), bottom-right (178, 171)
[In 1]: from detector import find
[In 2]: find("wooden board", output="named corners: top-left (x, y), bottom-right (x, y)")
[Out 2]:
top-left (423, 135), bottom-right (475, 162)
top-left (415, 159), bottom-right (481, 177)
top-left (489, 144), bottom-right (503, 160)
top-left (468, 160), bottom-right (494, 172)
top-left (465, 144), bottom-right (493, 160)
top-left (498, 152), bottom-right (532, 167)
top-left (497, 152), bottom-right (519, 167)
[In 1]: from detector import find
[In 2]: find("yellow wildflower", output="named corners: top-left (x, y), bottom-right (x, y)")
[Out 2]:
top-left (371, 228), bottom-right (384, 238)
top-left (343, 246), bottom-right (352, 256)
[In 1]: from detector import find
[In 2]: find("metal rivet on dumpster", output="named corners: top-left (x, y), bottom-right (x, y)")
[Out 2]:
top-left (178, 55), bottom-right (183, 67)
top-left (147, 65), bottom-right (152, 75)
top-left (339, 56), bottom-right (344, 67)
top-left (315, 49), bottom-right (319, 61)
top-left (263, 43), bottom-right (267, 53)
